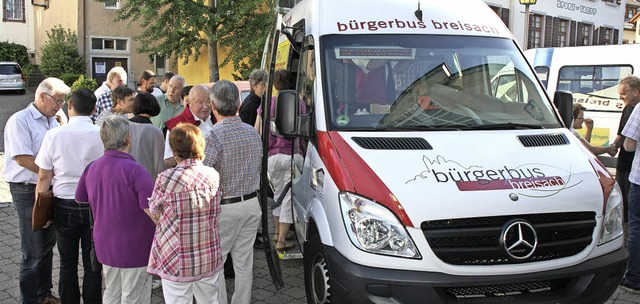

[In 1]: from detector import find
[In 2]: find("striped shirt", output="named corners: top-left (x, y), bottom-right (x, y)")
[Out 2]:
top-left (147, 159), bottom-right (223, 282)
top-left (203, 117), bottom-right (262, 197)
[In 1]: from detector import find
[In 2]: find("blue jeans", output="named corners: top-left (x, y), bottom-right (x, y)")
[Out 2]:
top-left (9, 183), bottom-right (56, 304)
top-left (53, 198), bottom-right (102, 304)
top-left (626, 183), bottom-right (640, 283)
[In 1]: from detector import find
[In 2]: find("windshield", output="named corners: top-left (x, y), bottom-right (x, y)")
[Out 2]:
top-left (321, 35), bottom-right (561, 131)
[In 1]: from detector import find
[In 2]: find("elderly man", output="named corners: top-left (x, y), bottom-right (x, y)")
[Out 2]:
top-left (151, 75), bottom-right (186, 132)
top-left (75, 115), bottom-right (156, 303)
top-left (163, 84), bottom-right (214, 168)
top-left (3, 77), bottom-right (69, 304)
top-left (618, 75), bottom-right (640, 294)
top-left (35, 89), bottom-right (104, 304)
top-left (204, 80), bottom-right (262, 304)
top-left (614, 76), bottom-right (640, 237)
top-left (94, 66), bottom-right (127, 98)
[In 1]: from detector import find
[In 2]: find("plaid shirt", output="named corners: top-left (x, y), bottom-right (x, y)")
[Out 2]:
top-left (623, 105), bottom-right (640, 184)
top-left (91, 92), bottom-right (114, 121)
top-left (203, 116), bottom-right (262, 197)
top-left (146, 159), bottom-right (223, 282)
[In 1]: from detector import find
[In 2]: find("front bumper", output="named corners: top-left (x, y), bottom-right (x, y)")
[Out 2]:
top-left (325, 245), bottom-right (627, 304)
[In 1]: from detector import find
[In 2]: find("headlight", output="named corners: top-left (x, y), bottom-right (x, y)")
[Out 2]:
top-left (598, 183), bottom-right (624, 246)
top-left (339, 192), bottom-right (421, 259)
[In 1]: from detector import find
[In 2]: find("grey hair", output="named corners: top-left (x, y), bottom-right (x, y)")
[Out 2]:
top-left (170, 75), bottom-right (187, 87)
top-left (249, 69), bottom-right (268, 87)
top-left (211, 80), bottom-right (240, 116)
top-left (35, 77), bottom-right (71, 97)
top-left (100, 115), bottom-right (130, 151)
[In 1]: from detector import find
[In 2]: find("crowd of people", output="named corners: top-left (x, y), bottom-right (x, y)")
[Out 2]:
top-left (3, 66), bottom-right (281, 304)
top-left (8, 65), bottom-right (640, 304)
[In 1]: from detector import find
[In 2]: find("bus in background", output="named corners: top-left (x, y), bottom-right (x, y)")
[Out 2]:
top-left (524, 45), bottom-right (640, 167)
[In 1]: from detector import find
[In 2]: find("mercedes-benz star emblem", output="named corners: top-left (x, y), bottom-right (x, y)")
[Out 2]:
top-left (501, 220), bottom-right (537, 260)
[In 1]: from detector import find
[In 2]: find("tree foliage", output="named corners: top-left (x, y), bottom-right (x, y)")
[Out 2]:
top-left (99, 0), bottom-right (275, 81)
top-left (39, 26), bottom-right (85, 78)
top-left (71, 75), bottom-right (98, 92)
top-left (0, 41), bottom-right (32, 74)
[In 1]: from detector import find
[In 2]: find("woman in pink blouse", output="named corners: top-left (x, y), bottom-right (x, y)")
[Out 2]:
top-left (146, 123), bottom-right (223, 303)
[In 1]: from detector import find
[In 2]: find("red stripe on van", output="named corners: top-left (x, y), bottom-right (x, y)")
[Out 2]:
top-left (317, 131), bottom-right (414, 227)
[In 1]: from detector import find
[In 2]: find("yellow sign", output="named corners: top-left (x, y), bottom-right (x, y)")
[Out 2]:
top-left (576, 127), bottom-right (610, 147)
top-left (275, 40), bottom-right (291, 71)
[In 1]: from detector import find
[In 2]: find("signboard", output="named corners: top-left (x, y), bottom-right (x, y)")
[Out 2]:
top-left (95, 62), bottom-right (106, 74)
top-left (275, 40), bottom-right (291, 71)
top-left (576, 127), bottom-right (611, 147)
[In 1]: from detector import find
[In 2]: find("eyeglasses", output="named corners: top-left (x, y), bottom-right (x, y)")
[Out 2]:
top-left (44, 92), bottom-right (65, 106)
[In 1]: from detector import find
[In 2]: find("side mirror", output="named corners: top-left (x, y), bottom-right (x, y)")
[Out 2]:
top-left (274, 90), bottom-right (298, 137)
top-left (553, 90), bottom-right (573, 129)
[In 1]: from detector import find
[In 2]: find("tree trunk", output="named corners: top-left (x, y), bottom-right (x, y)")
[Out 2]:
top-left (208, 37), bottom-right (220, 82)
top-left (207, 0), bottom-right (220, 82)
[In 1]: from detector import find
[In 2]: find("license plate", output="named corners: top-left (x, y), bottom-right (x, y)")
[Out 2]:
top-left (0, 79), bottom-right (16, 84)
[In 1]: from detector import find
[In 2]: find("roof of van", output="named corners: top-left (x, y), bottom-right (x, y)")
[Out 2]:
top-left (282, 0), bottom-right (512, 39)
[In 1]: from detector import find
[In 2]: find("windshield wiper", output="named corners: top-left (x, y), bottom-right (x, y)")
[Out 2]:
top-left (460, 123), bottom-right (544, 130)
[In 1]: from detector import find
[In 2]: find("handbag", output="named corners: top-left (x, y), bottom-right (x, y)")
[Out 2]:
top-left (32, 190), bottom-right (54, 231)
top-left (88, 207), bottom-right (102, 272)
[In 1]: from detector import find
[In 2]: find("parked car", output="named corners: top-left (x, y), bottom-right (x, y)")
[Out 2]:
top-left (0, 62), bottom-right (26, 94)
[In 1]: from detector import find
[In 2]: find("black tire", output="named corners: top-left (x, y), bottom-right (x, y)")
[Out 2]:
top-left (17, 89), bottom-right (25, 95)
top-left (304, 232), bottom-right (332, 304)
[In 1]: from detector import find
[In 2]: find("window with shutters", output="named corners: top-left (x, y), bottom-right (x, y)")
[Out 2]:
top-left (577, 23), bottom-right (592, 46)
top-left (558, 20), bottom-right (568, 47)
top-left (529, 14), bottom-right (543, 49)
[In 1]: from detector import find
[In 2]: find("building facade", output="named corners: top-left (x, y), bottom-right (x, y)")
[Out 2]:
top-left (2, 0), bottom-right (36, 54)
top-left (485, 0), bottom-right (625, 49)
top-left (624, 0), bottom-right (640, 43)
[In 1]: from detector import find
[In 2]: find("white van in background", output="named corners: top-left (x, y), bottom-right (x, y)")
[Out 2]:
top-left (524, 45), bottom-right (640, 167)
top-left (258, 0), bottom-right (628, 302)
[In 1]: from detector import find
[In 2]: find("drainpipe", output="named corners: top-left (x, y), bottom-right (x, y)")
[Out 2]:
top-left (83, 0), bottom-right (87, 76)
top-left (31, 0), bottom-right (48, 9)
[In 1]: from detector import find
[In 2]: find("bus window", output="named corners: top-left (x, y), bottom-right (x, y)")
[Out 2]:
top-left (534, 66), bottom-right (549, 88)
top-left (557, 65), bottom-right (632, 106)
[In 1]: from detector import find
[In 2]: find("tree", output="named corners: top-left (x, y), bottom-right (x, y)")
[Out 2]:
top-left (100, 0), bottom-right (275, 81)
top-left (39, 25), bottom-right (85, 78)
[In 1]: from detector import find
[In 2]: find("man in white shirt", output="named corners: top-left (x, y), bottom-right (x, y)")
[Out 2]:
top-left (3, 77), bottom-right (70, 304)
top-left (163, 84), bottom-right (214, 168)
top-left (35, 89), bottom-right (104, 304)
top-left (94, 66), bottom-right (127, 98)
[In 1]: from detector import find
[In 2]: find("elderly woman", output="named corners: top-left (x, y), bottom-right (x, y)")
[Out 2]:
top-left (129, 92), bottom-right (165, 179)
top-left (75, 115), bottom-right (156, 303)
top-left (255, 70), bottom-right (301, 251)
top-left (239, 69), bottom-right (268, 126)
top-left (147, 123), bottom-right (223, 303)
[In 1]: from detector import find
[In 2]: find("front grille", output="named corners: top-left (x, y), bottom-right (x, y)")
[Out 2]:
top-left (422, 212), bottom-right (596, 265)
top-left (443, 279), bottom-right (570, 303)
top-left (517, 133), bottom-right (569, 147)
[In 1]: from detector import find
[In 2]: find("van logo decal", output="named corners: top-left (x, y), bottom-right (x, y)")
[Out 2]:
top-left (502, 221), bottom-right (537, 260)
top-left (335, 19), bottom-right (501, 35)
top-left (406, 155), bottom-right (582, 197)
